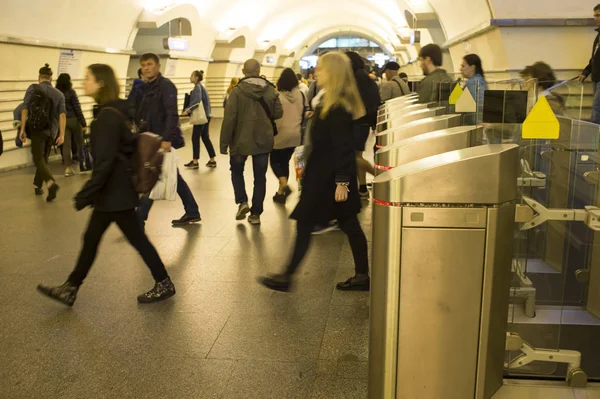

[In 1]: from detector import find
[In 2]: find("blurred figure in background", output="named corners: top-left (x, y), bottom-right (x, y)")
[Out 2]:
top-left (380, 61), bottom-right (410, 102)
top-left (297, 73), bottom-right (309, 96)
top-left (520, 62), bottom-right (566, 115)
top-left (185, 70), bottom-right (216, 169)
top-left (271, 68), bottom-right (306, 204)
top-left (223, 77), bottom-right (239, 108)
top-left (56, 73), bottom-right (87, 177)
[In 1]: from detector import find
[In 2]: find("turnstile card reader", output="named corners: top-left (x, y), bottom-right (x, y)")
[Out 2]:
top-left (377, 107), bottom-right (447, 133)
top-left (376, 114), bottom-right (462, 148)
top-left (374, 125), bottom-right (483, 175)
top-left (369, 144), bottom-right (519, 399)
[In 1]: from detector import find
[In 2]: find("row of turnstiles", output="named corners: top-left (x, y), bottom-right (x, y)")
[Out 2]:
top-left (367, 93), bottom-right (600, 398)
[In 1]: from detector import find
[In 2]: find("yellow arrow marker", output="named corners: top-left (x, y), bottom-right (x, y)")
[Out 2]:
top-left (522, 96), bottom-right (560, 139)
top-left (456, 88), bottom-right (477, 113)
top-left (449, 84), bottom-right (463, 105)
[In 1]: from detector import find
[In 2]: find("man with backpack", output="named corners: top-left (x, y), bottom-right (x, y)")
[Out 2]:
top-left (380, 61), bottom-right (410, 102)
top-left (19, 63), bottom-right (66, 201)
top-left (220, 59), bottom-right (282, 225)
top-left (134, 53), bottom-right (201, 228)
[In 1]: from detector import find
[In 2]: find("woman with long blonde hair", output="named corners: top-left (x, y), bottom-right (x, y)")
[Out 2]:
top-left (223, 77), bottom-right (240, 108)
top-left (260, 52), bottom-right (370, 292)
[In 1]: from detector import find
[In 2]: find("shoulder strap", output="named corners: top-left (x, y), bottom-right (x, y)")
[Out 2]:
top-left (257, 97), bottom-right (273, 119)
top-left (393, 78), bottom-right (407, 96)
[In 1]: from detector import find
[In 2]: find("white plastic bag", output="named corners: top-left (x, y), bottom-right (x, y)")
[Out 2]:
top-left (149, 148), bottom-right (179, 201)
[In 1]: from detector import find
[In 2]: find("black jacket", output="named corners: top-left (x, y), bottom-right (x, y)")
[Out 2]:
top-left (353, 69), bottom-right (381, 127)
top-left (75, 100), bottom-right (138, 212)
top-left (290, 106), bottom-right (361, 224)
top-left (134, 74), bottom-right (184, 148)
top-left (583, 28), bottom-right (600, 83)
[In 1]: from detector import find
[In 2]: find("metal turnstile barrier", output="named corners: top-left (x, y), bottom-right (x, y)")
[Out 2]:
top-left (369, 144), bottom-right (520, 399)
top-left (376, 103), bottom-right (430, 125)
top-left (375, 114), bottom-right (462, 149)
top-left (374, 125), bottom-right (483, 175)
top-left (376, 107), bottom-right (447, 133)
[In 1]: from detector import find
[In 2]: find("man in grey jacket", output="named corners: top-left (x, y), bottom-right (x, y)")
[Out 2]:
top-left (416, 44), bottom-right (453, 104)
top-left (220, 59), bottom-right (283, 225)
top-left (380, 61), bottom-right (410, 102)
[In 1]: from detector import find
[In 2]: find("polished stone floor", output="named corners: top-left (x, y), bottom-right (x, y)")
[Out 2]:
top-left (0, 123), bottom-right (373, 398)
top-left (2, 122), bottom-right (600, 398)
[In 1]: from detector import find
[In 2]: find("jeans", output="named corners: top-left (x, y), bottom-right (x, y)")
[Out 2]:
top-left (137, 168), bottom-right (200, 224)
top-left (592, 82), bottom-right (600, 125)
top-left (31, 131), bottom-right (54, 187)
top-left (62, 117), bottom-right (83, 166)
top-left (192, 119), bottom-right (216, 160)
top-left (230, 153), bottom-right (269, 216)
top-left (68, 209), bottom-right (169, 286)
top-left (270, 147), bottom-right (295, 180)
top-left (285, 216), bottom-right (369, 276)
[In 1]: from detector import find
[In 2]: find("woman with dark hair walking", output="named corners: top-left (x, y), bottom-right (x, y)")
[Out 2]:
top-left (460, 54), bottom-right (488, 124)
top-left (185, 70), bottom-right (217, 168)
top-left (56, 73), bottom-right (87, 176)
top-left (37, 64), bottom-right (175, 306)
top-left (271, 68), bottom-right (306, 203)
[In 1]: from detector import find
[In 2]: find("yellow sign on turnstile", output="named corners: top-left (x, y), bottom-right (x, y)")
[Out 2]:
top-left (449, 84), bottom-right (463, 105)
top-left (522, 96), bottom-right (560, 139)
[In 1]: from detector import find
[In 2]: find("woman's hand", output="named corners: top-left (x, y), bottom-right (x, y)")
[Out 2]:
top-left (335, 184), bottom-right (349, 202)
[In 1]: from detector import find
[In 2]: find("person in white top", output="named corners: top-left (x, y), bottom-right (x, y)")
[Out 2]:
top-left (296, 73), bottom-right (309, 96)
top-left (272, 68), bottom-right (308, 203)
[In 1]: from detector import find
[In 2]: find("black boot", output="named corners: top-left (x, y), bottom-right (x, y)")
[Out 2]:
top-left (259, 273), bottom-right (292, 292)
top-left (37, 282), bottom-right (79, 306)
top-left (137, 277), bottom-right (176, 303)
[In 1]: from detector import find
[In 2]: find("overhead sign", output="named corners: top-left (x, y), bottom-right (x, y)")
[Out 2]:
top-left (57, 49), bottom-right (82, 78)
top-left (163, 37), bottom-right (189, 52)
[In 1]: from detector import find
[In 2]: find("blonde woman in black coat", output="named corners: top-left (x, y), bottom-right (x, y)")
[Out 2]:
top-left (260, 52), bottom-right (370, 292)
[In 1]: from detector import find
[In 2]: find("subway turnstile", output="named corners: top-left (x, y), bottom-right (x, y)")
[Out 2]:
top-left (376, 103), bottom-right (430, 125)
top-left (374, 125), bottom-right (483, 175)
top-left (369, 144), bottom-right (520, 399)
top-left (376, 107), bottom-right (447, 133)
top-left (375, 114), bottom-right (462, 149)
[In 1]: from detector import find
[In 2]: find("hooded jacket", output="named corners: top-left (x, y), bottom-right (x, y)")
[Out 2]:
top-left (274, 88), bottom-right (306, 149)
top-left (220, 76), bottom-right (283, 156)
top-left (417, 68), bottom-right (454, 104)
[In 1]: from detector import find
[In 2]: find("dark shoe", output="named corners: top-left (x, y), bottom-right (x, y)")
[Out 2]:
top-left (236, 202), bottom-right (251, 220)
top-left (206, 160), bottom-right (217, 168)
top-left (311, 221), bottom-right (340, 235)
top-left (46, 183), bottom-right (60, 202)
top-left (273, 192), bottom-right (287, 204)
top-left (336, 275), bottom-right (370, 291)
top-left (34, 187), bottom-right (44, 196)
top-left (283, 186), bottom-right (292, 197)
top-left (37, 282), bottom-right (79, 306)
top-left (171, 214), bottom-right (201, 226)
top-left (259, 274), bottom-right (292, 292)
top-left (137, 277), bottom-right (176, 303)
top-left (248, 214), bottom-right (261, 225)
top-left (184, 161), bottom-right (199, 169)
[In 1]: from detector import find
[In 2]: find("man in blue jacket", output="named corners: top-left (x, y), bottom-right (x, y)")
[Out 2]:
top-left (134, 53), bottom-right (201, 227)
top-left (579, 4), bottom-right (600, 124)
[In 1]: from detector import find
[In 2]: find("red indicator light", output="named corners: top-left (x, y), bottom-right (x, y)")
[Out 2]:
top-left (374, 164), bottom-right (392, 171)
top-left (373, 199), bottom-right (402, 207)
top-left (375, 145), bottom-right (383, 149)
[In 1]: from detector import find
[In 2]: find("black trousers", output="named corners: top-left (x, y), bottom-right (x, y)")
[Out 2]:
top-left (270, 147), bottom-right (295, 180)
top-left (68, 209), bottom-right (169, 286)
top-left (192, 119), bottom-right (216, 160)
top-left (285, 216), bottom-right (369, 276)
top-left (30, 131), bottom-right (54, 187)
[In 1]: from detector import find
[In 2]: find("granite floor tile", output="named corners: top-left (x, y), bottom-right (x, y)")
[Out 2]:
top-left (319, 306), bottom-right (370, 362)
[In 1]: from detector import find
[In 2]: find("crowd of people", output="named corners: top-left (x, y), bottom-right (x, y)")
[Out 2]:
top-left (14, 29), bottom-right (585, 305)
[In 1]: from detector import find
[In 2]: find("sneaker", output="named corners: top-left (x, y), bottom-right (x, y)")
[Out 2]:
top-left (34, 187), bottom-right (44, 196)
top-left (46, 183), bottom-right (60, 202)
top-left (206, 160), bottom-right (217, 168)
top-left (336, 275), bottom-right (370, 291)
top-left (259, 273), bottom-right (292, 292)
top-left (248, 214), bottom-right (261, 225)
top-left (311, 221), bottom-right (340, 235)
top-left (359, 190), bottom-right (370, 200)
top-left (236, 202), bottom-right (251, 220)
top-left (65, 167), bottom-right (76, 177)
top-left (37, 282), bottom-right (79, 306)
top-left (137, 277), bottom-right (176, 303)
top-left (171, 214), bottom-right (201, 226)
top-left (282, 186), bottom-right (292, 197)
top-left (184, 161), bottom-right (199, 169)
top-left (273, 192), bottom-right (287, 204)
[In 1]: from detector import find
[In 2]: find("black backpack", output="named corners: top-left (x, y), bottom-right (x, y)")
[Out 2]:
top-left (27, 84), bottom-right (54, 134)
